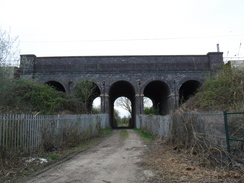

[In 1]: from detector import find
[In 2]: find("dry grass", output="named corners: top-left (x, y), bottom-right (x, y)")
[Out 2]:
top-left (140, 139), bottom-right (244, 183)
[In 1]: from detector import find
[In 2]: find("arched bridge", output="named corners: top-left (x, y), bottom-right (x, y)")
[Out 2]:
top-left (19, 52), bottom-right (223, 128)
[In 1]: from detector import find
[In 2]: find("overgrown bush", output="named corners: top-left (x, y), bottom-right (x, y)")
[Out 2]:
top-left (171, 66), bottom-right (244, 167)
top-left (183, 66), bottom-right (244, 111)
top-left (144, 107), bottom-right (159, 115)
top-left (170, 111), bottom-right (231, 167)
top-left (0, 74), bottom-right (85, 114)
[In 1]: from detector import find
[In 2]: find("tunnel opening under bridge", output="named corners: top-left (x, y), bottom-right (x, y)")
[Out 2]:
top-left (179, 80), bottom-right (201, 105)
top-left (109, 81), bottom-right (136, 129)
top-left (144, 81), bottom-right (170, 115)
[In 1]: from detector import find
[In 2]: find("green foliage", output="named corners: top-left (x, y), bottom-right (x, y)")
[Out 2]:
top-left (20, 168), bottom-right (34, 175)
top-left (92, 106), bottom-right (101, 114)
top-left (0, 77), bottom-right (85, 114)
top-left (101, 128), bottom-right (113, 136)
top-left (134, 128), bottom-right (154, 141)
top-left (0, 67), bottom-right (12, 82)
top-left (120, 129), bottom-right (129, 140)
top-left (184, 66), bottom-right (244, 111)
top-left (74, 80), bottom-right (99, 113)
top-left (117, 116), bottom-right (130, 127)
top-left (144, 107), bottom-right (159, 115)
top-left (49, 154), bottom-right (59, 160)
top-left (113, 109), bottom-right (120, 127)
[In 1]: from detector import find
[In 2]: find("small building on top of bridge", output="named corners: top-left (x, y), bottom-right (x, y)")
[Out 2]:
top-left (226, 60), bottom-right (244, 68)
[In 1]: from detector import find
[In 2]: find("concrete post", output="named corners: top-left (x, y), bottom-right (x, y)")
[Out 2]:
top-left (135, 93), bottom-right (143, 114)
top-left (170, 93), bottom-right (179, 111)
top-left (101, 94), bottom-right (109, 114)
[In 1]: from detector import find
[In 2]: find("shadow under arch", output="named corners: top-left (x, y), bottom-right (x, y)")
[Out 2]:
top-left (109, 81), bottom-right (135, 129)
top-left (179, 80), bottom-right (201, 105)
top-left (45, 81), bottom-right (66, 92)
top-left (74, 80), bottom-right (101, 113)
top-left (144, 80), bottom-right (170, 115)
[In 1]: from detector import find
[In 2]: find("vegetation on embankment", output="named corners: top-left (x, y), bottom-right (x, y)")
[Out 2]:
top-left (0, 69), bottom-right (87, 114)
top-left (0, 79), bottom-right (81, 115)
top-left (170, 65), bottom-right (244, 169)
top-left (182, 66), bottom-right (244, 112)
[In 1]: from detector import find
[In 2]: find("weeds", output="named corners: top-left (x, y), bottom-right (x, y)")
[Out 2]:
top-left (175, 66), bottom-right (244, 167)
top-left (134, 128), bottom-right (154, 144)
top-left (102, 128), bottom-right (113, 136)
top-left (119, 130), bottom-right (129, 140)
top-left (49, 154), bottom-right (59, 160)
top-left (169, 111), bottom-right (244, 168)
top-left (183, 66), bottom-right (244, 111)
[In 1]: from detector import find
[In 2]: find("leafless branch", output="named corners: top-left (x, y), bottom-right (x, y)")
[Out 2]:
top-left (0, 28), bottom-right (19, 67)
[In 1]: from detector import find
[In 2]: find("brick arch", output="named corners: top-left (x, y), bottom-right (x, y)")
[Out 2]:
top-left (143, 80), bottom-right (171, 115)
top-left (109, 80), bottom-right (136, 128)
top-left (74, 80), bottom-right (101, 113)
top-left (179, 79), bottom-right (202, 104)
top-left (45, 80), bottom-right (66, 93)
top-left (177, 77), bottom-right (203, 91)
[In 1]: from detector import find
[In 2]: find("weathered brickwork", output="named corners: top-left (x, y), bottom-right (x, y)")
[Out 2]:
top-left (19, 53), bottom-right (223, 128)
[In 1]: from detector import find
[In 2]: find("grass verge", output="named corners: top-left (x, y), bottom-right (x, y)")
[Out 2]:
top-left (119, 129), bottom-right (129, 140)
top-left (134, 128), bottom-right (154, 144)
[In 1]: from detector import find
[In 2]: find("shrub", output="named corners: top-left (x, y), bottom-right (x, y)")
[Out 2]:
top-left (183, 66), bottom-right (244, 111)
top-left (144, 107), bottom-right (159, 115)
top-left (0, 78), bottom-right (86, 114)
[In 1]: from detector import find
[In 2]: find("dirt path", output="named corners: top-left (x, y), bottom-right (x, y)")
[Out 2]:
top-left (22, 129), bottom-right (152, 183)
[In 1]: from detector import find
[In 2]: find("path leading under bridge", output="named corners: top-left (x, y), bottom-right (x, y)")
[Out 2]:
top-left (21, 130), bottom-right (153, 183)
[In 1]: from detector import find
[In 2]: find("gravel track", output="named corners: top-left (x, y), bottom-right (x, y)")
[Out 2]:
top-left (22, 129), bottom-right (151, 183)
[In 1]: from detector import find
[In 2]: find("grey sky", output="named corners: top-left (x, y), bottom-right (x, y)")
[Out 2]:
top-left (1, 0), bottom-right (244, 60)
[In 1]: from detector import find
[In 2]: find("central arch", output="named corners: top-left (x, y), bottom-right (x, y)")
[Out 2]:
top-left (109, 81), bottom-right (135, 129)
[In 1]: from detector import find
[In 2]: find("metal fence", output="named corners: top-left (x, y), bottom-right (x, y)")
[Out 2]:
top-left (136, 115), bottom-right (171, 138)
top-left (137, 112), bottom-right (227, 149)
top-left (223, 111), bottom-right (244, 152)
top-left (0, 114), bottom-right (109, 153)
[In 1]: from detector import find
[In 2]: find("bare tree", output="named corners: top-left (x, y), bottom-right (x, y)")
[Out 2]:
top-left (115, 97), bottom-right (132, 116)
top-left (115, 96), bottom-right (153, 115)
top-left (0, 28), bottom-right (19, 83)
top-left (0, 28), bottom-right (19, 67)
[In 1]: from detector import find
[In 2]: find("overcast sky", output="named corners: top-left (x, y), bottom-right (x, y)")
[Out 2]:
top-left (1, 0), bottom-right (244, 61)
top-left (1, 0), bottom-right (244, 117)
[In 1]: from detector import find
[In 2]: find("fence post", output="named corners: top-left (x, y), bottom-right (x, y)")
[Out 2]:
top-left (223, 111), bottom-right (231, 152)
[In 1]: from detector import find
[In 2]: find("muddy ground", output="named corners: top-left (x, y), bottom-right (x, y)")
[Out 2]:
top-left (16, 129), bottom-right (243, 183)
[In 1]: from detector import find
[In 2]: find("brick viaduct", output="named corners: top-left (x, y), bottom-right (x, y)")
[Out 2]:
top-left (19, 52), bottom-right (223, 128)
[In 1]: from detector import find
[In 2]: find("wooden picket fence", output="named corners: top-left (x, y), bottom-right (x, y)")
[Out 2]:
top-left (0, 114), bottom-right (109, 153)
